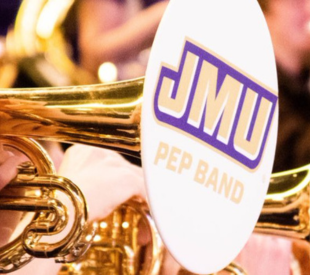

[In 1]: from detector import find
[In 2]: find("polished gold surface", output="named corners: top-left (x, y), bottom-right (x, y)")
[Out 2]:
top-left (58, 199), bottom-right (164, 275)
top-left (0, 78), bottom-right (162, 274)
top-left (0, 77), bottom-right (143, 157)
top-left (0, 137), bottom-right (93, 273)
top-left (255, 164), bottom-right (310, 243)
top-left (178, 262), bottom-right (247, 275)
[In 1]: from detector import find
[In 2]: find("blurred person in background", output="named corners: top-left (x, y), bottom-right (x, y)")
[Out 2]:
top-left (261, 0), bottom-right (310, 173)
top-left (0, 1), bottom-right (21, 37)
top-left (66, 0), bottom-right (170, 166)
top-left (76, 0), bottom-right (169, 81)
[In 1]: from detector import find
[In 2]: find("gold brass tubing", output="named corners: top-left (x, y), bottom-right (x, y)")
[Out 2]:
top-left (0, 77), bottom-right (143, 158)
top-left (0, 196), bottom-right (68, 235)
top-left (58, 199), bottom-right (164, 275)
top-left (255, 164), bottom-right (310, 243)
top-left (177, 262), bottom-right (248, 275)
top-left (0, 79), bottom-right (165, 274)
top-left (17, 175), bottom-right (88, 259)
top-left (223, 262), bottom-right (248, 275)
top-left (0, 137), bottom-right (55, 273)
top-left (0, 137), bottom-right (92, 273)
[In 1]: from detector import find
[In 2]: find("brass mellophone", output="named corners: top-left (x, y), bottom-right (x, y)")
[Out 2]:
top-left (0, 78), bottom-right (308, 275)
top-left (0, 0), bottom-right (308, 274)
top-left (0, 78), bottom-right (165, 274)
top-left (0, 78), bottom-right (252, 275)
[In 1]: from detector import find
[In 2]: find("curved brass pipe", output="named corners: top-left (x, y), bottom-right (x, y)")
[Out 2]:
top-left (59, 199), bottom-right (164, 275)
top-left (0, 79), bottom-right (251, 275)
top-left (0, 77), bottom-right (143, 157)
top-left (178, 262), bottom-right (247, 275)
top-left (255, 164), bottom-right (310, 243)
top-left (0, 137), bottom-right (94, 273)
top-left (0, 78), bottom-right (165, 274)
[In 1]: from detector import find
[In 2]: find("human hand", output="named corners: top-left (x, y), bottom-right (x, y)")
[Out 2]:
top-left (0, 143), bottom-right (27, 247)
top-left (58, 144), bottom-right (146, 221)
top-left (0, 144), bottom-right (22, 190)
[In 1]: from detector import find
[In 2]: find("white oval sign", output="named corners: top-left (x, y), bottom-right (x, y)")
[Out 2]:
top-left (142, 0), bottom-right (278, 273)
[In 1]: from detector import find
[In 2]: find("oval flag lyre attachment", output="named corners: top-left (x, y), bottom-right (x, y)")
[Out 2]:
top-left (141, 0), bottom-right (278, 273)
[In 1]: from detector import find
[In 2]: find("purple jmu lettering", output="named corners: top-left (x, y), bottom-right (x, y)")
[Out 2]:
top-left (153, 40), bottom-right (278, 169)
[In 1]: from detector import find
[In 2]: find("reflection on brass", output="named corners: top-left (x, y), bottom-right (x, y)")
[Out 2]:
top-left (178, 262), bottom-right (247, 275)
top-left (0, 77), bottom-right (143, 157)
top-left (223, 262), bottom-right (247, 275)
top-left (255, 164), bottom-right (310, 243)
top-left (0, 137), bottom-right (94, 273)
top-left (59, 199), bottom-right (164, 275)
top-left (0, 79), bottom-right (165, 274)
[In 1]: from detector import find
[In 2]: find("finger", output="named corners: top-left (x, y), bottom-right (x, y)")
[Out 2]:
top-left (0, 150), bottom-right (14, 165)
top-left (0, 155), bottom-right (21, 189)
top-left (0, 210), bottom-right (23, 247)
top-left (0, 227), bottom-right (13, 247)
